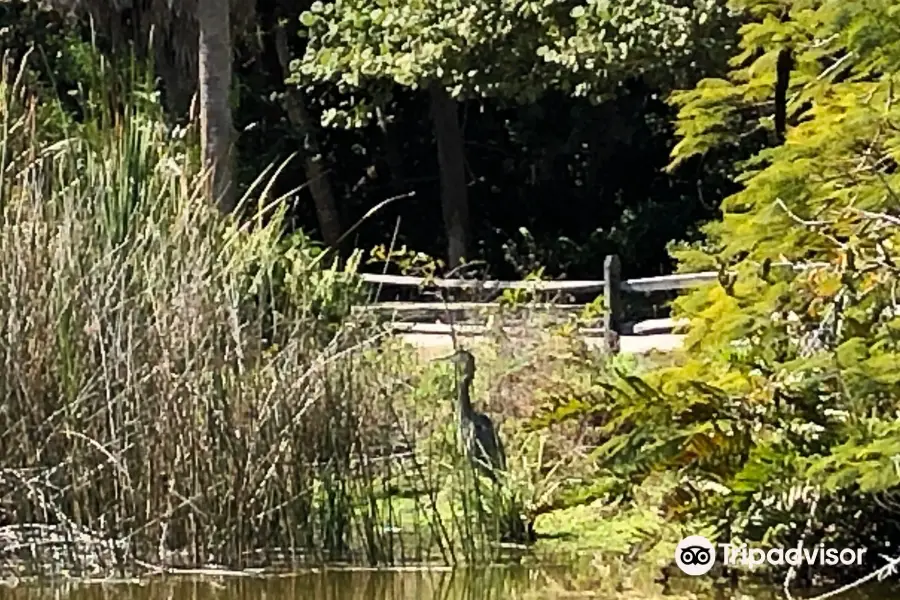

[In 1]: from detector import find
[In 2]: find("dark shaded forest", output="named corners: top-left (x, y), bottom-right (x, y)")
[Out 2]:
top-left (3, 0), bottom-right (741, 279)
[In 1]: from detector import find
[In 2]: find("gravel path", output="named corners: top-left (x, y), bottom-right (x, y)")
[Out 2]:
top-left (400, 332), bottom-right (685, 359)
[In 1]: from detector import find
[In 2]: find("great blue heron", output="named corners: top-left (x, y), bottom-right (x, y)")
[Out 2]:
top-left (445, 349), bottom-right (506, 481)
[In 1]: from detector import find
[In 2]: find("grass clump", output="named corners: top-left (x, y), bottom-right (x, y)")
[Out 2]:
top-left (0, 50), bottom-right (419, 574)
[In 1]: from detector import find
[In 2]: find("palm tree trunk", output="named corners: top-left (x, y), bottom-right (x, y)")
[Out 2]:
top-left (197, 0), bottom-right (236, 212)
top-left (273, 22), bottom-right (343, 247)
top-left (428, 82), bottom-right (469, 268)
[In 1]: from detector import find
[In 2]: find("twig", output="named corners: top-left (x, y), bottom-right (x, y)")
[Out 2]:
top-left (782, 488), bottom-right (900, 600)
top-left (853, 208), bottom-right (900, 227)
top-left (774, 198), bottom-right (845, 248)
top-left (775, 198), bottom-right (832, 227)
top-left (309, 191), bottom-right (415, 269)
top-left (816, 50), bottom-right (853, 81)
top-left (787, 554), bottom-right (900, 600)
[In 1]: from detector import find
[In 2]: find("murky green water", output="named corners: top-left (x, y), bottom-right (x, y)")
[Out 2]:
top-left (0, 568), bottom-right (896, 600)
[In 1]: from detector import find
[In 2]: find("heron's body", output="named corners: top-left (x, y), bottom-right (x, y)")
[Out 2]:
top-left (452, 350), bottom-right (506, 480)
top-left (444, 349), bottom-right (535, 542)
top-left (459, 406), bottom-right (506, 477)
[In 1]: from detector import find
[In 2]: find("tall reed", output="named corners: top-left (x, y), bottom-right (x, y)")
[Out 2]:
top-left (0, 48), bottom-right (423, 572)
top-left (0, 44), bottom-right (578, 575)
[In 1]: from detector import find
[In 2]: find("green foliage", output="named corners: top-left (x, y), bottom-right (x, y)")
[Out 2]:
top-left (292, 0), bottom-right (734, 126)
top-left (617, 0), bottom-right (900, 574)
top-left (669, 0), bottom-right (900, 170)
top-left (368, 244), bottom-right (445, 278)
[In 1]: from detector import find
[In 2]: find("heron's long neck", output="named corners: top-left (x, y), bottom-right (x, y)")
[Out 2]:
top-left (457, 374), bottom-right (474, 419)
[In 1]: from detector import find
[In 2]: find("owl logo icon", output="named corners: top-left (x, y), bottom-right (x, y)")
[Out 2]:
top-left (675, 535), bottom-right (716, 575)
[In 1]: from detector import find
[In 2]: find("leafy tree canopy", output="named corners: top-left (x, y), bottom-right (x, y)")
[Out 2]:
top-left (668, 0), bottom-right (900, 169)
top-left (292, 0), bottom-right (734, 126)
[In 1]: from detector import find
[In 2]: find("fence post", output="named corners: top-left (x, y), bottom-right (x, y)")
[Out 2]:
top-left (604, 254), bottom-right (622, 354)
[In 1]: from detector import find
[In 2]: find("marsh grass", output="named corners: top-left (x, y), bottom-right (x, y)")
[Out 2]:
top-left (0, 49), bottom-right (440, 573)
top-left (0, 45), bottom-right (664, 578)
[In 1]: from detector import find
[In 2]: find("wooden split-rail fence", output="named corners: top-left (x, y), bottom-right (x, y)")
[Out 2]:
top-left (356, 255), bottom-right (823, 354)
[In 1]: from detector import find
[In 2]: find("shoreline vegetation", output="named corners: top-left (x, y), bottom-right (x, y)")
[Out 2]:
top-left (3, 1), bottom-right (900, 598)
top-left (0, 49), bottom-right (685, 580)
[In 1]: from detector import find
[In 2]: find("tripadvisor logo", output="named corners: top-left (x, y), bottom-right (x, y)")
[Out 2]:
top-left (721, 543), bottom-right (867, 569)
top-left (674, 535), bottom-right (868, 576)
top-left (675, 535), bottom-right (716, 576)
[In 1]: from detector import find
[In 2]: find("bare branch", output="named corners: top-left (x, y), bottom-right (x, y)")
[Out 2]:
top-left (853, 208), bottom-right (900, 227)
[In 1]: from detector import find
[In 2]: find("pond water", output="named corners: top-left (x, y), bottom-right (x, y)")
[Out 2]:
top-left (0, 567), bottom-right (896, 600)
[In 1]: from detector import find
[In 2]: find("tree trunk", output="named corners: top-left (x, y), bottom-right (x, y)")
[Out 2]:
top-left (428, 82), bottom-right (469, 268)
top-left (273, 23), bottom-right (343, 247)
top-left (376, 105), bottom-right (408, 195)
top-left (774, 47), bottom-right (793, 144)
top-left (198, 0), bottom-right (236, 212)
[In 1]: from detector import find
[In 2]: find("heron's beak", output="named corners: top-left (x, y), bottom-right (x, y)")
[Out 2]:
top-left (429, 352), bottom-right (457, 363)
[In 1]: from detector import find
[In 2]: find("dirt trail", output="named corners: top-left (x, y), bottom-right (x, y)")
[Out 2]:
top-left (400, 332), bottom-right (685, 360)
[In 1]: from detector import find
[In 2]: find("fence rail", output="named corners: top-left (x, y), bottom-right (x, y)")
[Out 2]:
top-left (359, 273), bottom-right (607, 293)
top-left (357, 270), bottom-right (719, 293)
top-left (358, 255), bottom-right (827, 353)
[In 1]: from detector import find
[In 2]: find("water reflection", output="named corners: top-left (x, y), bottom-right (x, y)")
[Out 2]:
top-left (1, 568), bottom-right (897, 600)
top-left (2, 569), bottom-right (541, 600)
